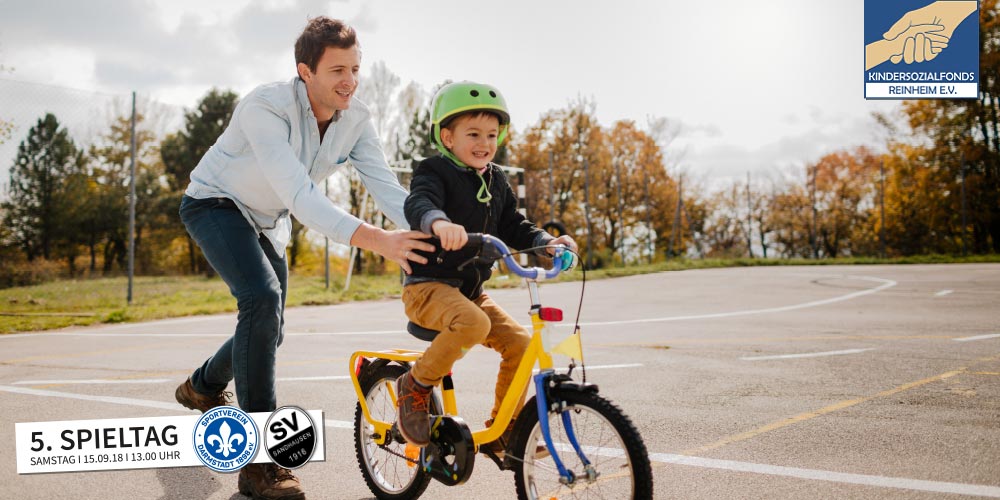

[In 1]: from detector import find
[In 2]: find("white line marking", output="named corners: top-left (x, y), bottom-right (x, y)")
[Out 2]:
top-left (576, 275), bottom-right (897, 326)
top-left (953, 333), bottom-right (1000, 342)
top-left (4, 383), bottom-right (996, 496)
top-left (8, 364), bottom-right (644, 387)
top-left (0, 385), bottom-right (185, 411)
top-left (934, 289), bottom-right (954, 297)
top-left (0, 275), bottom-right (898, 338)
top-left (277, 375), bottom-right (352, 382)
top-left (648, 453), bottom-right (1000, 498)
top-left (12, 379), bottom-right (171, 385)
top-left (741, 348), bottom-right (875, 361)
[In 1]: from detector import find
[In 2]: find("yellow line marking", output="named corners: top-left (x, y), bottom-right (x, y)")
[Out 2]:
top-left (594, 334), bottom-right (954, 348)
top-left (682, 353), bottom-right (1000, 455)
top-left (970, 371), bottom-right (1000, 376)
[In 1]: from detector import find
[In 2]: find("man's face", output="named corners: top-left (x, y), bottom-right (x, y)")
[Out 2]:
top-left (297, 45), bottom-right (360, 118)
top-left (440, 113), bottom-right (500, 170)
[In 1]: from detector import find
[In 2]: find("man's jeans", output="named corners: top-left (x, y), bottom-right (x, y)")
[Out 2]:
top-left (179, 195), bottom-right (287, 412)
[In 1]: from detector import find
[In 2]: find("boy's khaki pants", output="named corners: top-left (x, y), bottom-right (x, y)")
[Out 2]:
top-left (403, 281), bottom-right (530, 420)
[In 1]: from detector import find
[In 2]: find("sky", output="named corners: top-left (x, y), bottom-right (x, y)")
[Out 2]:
top-left (0, 0), bottom-right (902, 190)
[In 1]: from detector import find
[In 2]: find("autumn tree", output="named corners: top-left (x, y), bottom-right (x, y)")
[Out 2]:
top-left (87, 111), bottom-right (168, 274)
top-left (161, 89), bottom-right (238, 274)
top-left (2, 114), bottom-right (87, 265)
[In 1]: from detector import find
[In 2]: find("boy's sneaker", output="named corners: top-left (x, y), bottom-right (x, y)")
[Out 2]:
top-left (238, 463), bottom-right (305, 500)
top-left (395, 372), bottom-right (431, 447)
top-left (174, 378), bottom-right (231, 413)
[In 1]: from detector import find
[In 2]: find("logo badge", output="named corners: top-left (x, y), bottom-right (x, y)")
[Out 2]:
top-left (864, 0), bottom-right (979, 99)
top-left (193, 406), bottom-right (259, 472)
top-left (264, 406), bottom-right (316, 469)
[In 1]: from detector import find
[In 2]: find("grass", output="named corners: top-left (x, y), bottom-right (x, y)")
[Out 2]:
top-left (1, 254), bottom-right (997, 334)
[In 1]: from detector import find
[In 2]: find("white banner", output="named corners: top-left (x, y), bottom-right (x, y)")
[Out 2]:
top-left (15, 410), bottom-right (325, 474)
top-left (865, 83), bottom-right (978, 99)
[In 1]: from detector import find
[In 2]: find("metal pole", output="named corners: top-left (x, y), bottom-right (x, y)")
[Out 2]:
top-left (960, 155), bottom-right (968, 256)
top-left (517, 170), bottom-right (528, 267)
top-left (879, 159), bottom-right (886, 259)
top-left (127, 91), bottom-right (137, 304)
top-left (644, 169), bottom-right (653, 264)
top-left (614, 160), bottom-right (623, 265)
top-left (548, 150), bottom-right (555, 223)
top-left (324, 178), bottom-right (330, 289)
top-left (810, 164), bottom-right (818, 259)
top-left (669, 177), bottom-right (682, 258)
top-left (746, 171), bottom-right (753, 258)
top-left (583, 157), bottom-right (592, 269)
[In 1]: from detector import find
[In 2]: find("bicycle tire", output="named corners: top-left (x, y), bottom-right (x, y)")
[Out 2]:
top-left (510, 389), bottom-right (653, 500)
top-left (354, 363), bottom-right (433, 500)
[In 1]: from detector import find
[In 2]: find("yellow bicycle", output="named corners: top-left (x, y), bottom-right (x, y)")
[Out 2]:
top-left (349, 234), bottom-right (653, 499)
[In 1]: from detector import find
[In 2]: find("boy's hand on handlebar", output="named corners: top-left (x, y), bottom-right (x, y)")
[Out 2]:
top-left (547, 235), bottom-right (579, 271)
top-left (432, 220), bottom-right (468, 251)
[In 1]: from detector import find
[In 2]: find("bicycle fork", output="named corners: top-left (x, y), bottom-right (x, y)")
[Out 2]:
top-left (533, 370), bottom-right (599, 486)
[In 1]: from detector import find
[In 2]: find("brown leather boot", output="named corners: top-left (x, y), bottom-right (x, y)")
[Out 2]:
top-left (395, 372), bottom-right (431, 447)
top-left (174, 378), bottom-right (231, 413)
top-left (238, 463), bottom-right (305, 500)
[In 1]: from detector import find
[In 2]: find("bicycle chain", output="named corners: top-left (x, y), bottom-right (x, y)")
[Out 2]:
top-left (377, 443), bottom-right (420, 465)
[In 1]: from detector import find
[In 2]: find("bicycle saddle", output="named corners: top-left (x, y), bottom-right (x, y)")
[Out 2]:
top-left (406, 322), bottom-right (440, 342)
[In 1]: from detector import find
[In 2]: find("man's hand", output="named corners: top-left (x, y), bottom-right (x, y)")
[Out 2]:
top-left (432, 220), bottom-right (468, 251)
top-left (350, 224), bottom-right (435, 275)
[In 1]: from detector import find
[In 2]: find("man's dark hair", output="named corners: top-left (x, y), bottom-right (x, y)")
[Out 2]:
top-left (295, 17), bottom-right (357, 73)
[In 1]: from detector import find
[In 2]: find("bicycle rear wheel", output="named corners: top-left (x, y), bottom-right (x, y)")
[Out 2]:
top-left (510, 389), bottom-right (653, 500)
top-left (354, 363), bottom-right (433, 500)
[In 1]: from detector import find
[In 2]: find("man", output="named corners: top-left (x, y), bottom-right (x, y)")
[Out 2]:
top-left (174, 17), bottom-right (433, 500)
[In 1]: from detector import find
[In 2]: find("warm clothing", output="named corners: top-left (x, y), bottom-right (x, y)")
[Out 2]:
top-left (185, 77), bottom-right (408, 252)
top-left (403, 155), bottom-right (554, 298)
top-left (402, 281), bottom-right (530, 420)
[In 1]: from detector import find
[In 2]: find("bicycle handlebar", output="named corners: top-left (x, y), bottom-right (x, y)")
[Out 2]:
top-left (464, 233), bottom-right (566, 281)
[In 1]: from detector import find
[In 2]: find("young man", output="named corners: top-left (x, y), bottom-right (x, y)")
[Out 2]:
top-left (396, 82), bottom-right (577, 455)
top-left (175, 17), bottom-right (433, 500)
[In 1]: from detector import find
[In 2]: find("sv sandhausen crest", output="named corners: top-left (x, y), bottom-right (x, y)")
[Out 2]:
top-left (193, 406), bottom-right (259, 472)
top-left (264, 406), bottom-right (316, 469)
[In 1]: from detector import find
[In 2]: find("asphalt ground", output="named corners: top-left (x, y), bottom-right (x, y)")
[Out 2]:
top-left (1, 263), bottom-right (998, 499)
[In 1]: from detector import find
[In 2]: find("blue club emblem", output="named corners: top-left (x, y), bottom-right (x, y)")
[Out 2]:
top-left (193, 406), bottom-right (259, 472)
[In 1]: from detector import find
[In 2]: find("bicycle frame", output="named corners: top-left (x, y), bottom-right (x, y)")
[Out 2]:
top-left (349, 235), bottom-right (588, 482)
top-left (348, 284), bottom-right (555, 447)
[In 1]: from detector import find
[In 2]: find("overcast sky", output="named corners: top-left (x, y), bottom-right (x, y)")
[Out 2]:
top-left (0, 0), bottom-right (900, 188)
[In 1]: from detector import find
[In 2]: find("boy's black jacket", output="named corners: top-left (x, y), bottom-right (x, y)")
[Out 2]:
top-left (404, 155), bottom-right (550, 299)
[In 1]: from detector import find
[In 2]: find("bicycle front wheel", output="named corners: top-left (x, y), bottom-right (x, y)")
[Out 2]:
top-left (510, 389), bottom-right (653, 500)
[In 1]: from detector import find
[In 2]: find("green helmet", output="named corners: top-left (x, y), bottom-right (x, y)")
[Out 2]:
top-left (431, 81), bottom-right (510, 168)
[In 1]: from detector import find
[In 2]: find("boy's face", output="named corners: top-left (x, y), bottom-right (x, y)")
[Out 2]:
top-left (297, 45), bottom-right (360, 119)
top-left (440, 113), bottom-right (500, 170)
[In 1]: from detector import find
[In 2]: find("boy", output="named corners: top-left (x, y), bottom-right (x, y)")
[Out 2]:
top-left (396, 82), bottom-right (578, 454)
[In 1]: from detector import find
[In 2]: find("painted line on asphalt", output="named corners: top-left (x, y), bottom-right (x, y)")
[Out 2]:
top-left (0, 385), bottom-right (186, 411)
top-left (4, 383), bottom-right (997, 496)
top-left (8, 364), bottom-right (644, 387)
top-left (741, 348), bottom-right (875, 361)
top-left (576, 275), bottom-right (897, 327)
top-left (953, 333), bottom-right (1000, 342)
top-left (934, 289), bottom-right (954, 297)
top-left (0, 275), bottom-right (897, 339)
top-left (683, 352), bottom-right (1000, 457)
top-left (13, 378), bottom-right (171, 385)
top-left (650, 453), bottom-right (1000, 497)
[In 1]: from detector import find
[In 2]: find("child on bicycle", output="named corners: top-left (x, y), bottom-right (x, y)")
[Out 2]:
top-left (396, 82), bottom-right (577, 454)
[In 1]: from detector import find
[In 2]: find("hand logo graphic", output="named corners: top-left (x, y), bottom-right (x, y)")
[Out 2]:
top-left (865, 0), bottom-right (977, 71)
